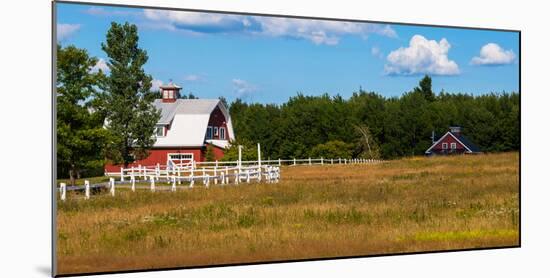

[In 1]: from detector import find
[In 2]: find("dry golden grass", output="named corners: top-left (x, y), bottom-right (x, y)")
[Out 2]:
top-left (56, 152), bottom-right (519, 275)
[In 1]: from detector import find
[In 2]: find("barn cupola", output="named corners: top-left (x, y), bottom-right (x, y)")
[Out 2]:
top-left (159, 82), bottom-right (182, 103)
top-left (449, 126), bottom-right (462, 136)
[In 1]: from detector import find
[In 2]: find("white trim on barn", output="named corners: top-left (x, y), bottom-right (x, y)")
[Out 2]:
top-left (425, 131), bottom-right (473, 154)
top-left (167, 153), bottom-right (194, 164)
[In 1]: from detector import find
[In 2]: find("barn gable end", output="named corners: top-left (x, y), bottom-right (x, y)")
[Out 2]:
top-left (425, 127), bottom-right (481, 155)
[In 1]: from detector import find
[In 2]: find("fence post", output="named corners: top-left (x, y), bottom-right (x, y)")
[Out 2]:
top-left (293, 158), bottom-right (296, 166)
top-left (131, 175), bottom-right (135, 192)
top-left (172, 176), bottom-right (176, 192)
top-left (216, 160), bottom-right (219, 168)
top-left (221, 171), bottom-right (225, 185)
top-left (120, 167), bottom-right (124, 182)
top-left (150, 176), bottom-right (155, 192)
top-left (214, 167), bottom-right (218, 185)
top-left (331, 158), bottom-right (334, 164)
top-left (257, 143), bottom-right (262, 181)
top-left (205, 174), bottom-right (210, 188)
top-left (258, 167), bottom-right (262, 182)
top-left (177, 167), bottom-right (181, 184)
top-left (321, 157), bottom-right (324, 165)
top-left (60, 183), bottom-right (66, 201)
top-left (225, 166), bottom-right (229, 184)
top-left (238, 145), bottom-right (243, 168)
top-left (202, 169), bottom-right (206, 185)
top-left (84, 180), bottom-right (90, 200)
top-left (246, 170), bottom-right (251, 183)
top-left (159, 163), bottom-right (163, 180)
top-left (234, 170), bottom-right (239, 184)
top-left (190, 167), bottom-right (194, 188)
top-left (109, 177), bottom-right (115, 197)
top-left (345, 158), bottom-right (347, 165)
top-left (309, 157), bottom-right (312, 165)
top-left (278, 158), bottom-right (281, 166)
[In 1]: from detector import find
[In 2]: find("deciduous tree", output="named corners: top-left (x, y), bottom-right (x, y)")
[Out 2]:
top-left (100, 22), bottom-right (160, 167)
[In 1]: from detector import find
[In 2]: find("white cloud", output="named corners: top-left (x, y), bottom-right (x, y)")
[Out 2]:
top-left (384, 35), bottom-right (460, 76)
top-left (151, 79), bottom-right (163, 92)
top-left (232, 79), bottom-right (257, 97)
top-left (471, 43), bottom-right (516, 65)
top-left (183, 74), bottom-right (203, 82)
top-left (57, 23), bottom-right (81, 41)
top-left (90, 58), bottom-right (109, 73)
top-left (141, 9), bottom-right (397, 45)
top-left (143, 9), bottom-right (250, 34)
top-left (252, 17), bottom-right (396, 45)
top-left (371, 46), bottom-right (383, 59)
top-left (84, 7), bottom-right (137, 17)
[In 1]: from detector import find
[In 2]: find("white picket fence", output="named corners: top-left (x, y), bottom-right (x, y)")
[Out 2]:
top-left (58, 143), bottom-right (382, 201)
top-left (106, 156), bottom-right (379, 182)
top-left (58, 164), bottom-right (281, 201)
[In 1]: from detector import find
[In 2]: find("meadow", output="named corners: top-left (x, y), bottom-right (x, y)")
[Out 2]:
top-left (56, 152), bottom-right (519, 275)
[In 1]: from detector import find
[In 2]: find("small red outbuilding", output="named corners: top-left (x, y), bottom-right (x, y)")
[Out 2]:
top-left (425, 126), bottom-right (482, 155)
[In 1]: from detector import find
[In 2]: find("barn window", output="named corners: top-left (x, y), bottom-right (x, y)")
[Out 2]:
top-left (442, 143), bottom-right (448, 149)
top-left (220, 127), bottom-right (225, 140)
top-left (155, 125), bottom-right (164, 137)
top-left (450, 143), bottom-right (457, 150)
top-left (206, 126), bottom-right (213, 139)
top-left (214, 127), bottom-right (219, 137)
top-left (168, 90), bottom-right (173, 98)
top-left (162, 90), bottom-right (168, 98)
top-left (168, 153), bottom-right (194, 164)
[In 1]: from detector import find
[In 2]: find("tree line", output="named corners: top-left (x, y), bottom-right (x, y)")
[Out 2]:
top-left (225, 76), bottom-right (519, 161)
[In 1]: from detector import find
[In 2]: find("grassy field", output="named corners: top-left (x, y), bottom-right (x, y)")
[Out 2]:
top-left (56, 152), bottom-right (519, 275)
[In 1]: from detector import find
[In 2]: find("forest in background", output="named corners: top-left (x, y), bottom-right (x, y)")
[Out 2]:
top-left (224, 76), bottom-right (519, 160)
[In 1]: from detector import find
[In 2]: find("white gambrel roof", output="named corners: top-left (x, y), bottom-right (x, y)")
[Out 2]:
top-left (153, 99), bottom-right (235, 147)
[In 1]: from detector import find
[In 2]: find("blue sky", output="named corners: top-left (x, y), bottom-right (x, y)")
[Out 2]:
top-left (56, 3), bottom-right (519, 104)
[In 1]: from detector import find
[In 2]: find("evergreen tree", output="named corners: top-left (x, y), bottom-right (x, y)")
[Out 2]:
top-left (204, 145), bottom-right (216, 162)
top-left (56, 44), bottom-right (107, 185)
top-left (100, 22), bottom-right (160, 166)
top-left (415, 75), bottom-right (435, 102)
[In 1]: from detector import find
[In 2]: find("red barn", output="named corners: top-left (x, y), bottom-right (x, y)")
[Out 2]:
top-left (104, 83), bottom-right (235, 173)
top-left (425, 126), bottom-right (481, 155)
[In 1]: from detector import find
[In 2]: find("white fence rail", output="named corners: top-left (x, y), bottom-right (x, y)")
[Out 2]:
top-left (106, 157), bottom-right (381, 180)
top-left (58, 142), bottom-right (382, 201)
top-left (58, 164), bottom-right (281, 201)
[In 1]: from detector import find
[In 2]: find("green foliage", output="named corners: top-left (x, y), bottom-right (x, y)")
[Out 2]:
top-left (179, 92), bottom-right (198, 99)
top-left (99, 22), bottom-right (160, 166)
top-left (309, 140), bottom-right (354, 159)
top-left (414, 75), bottom-right (435, 102)
top-left (204, 145), bottom-right (216, 162)
top-left (56, 44), bottom-right (108, 185)
top-left (221, 139), bottom-right (261, 162)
